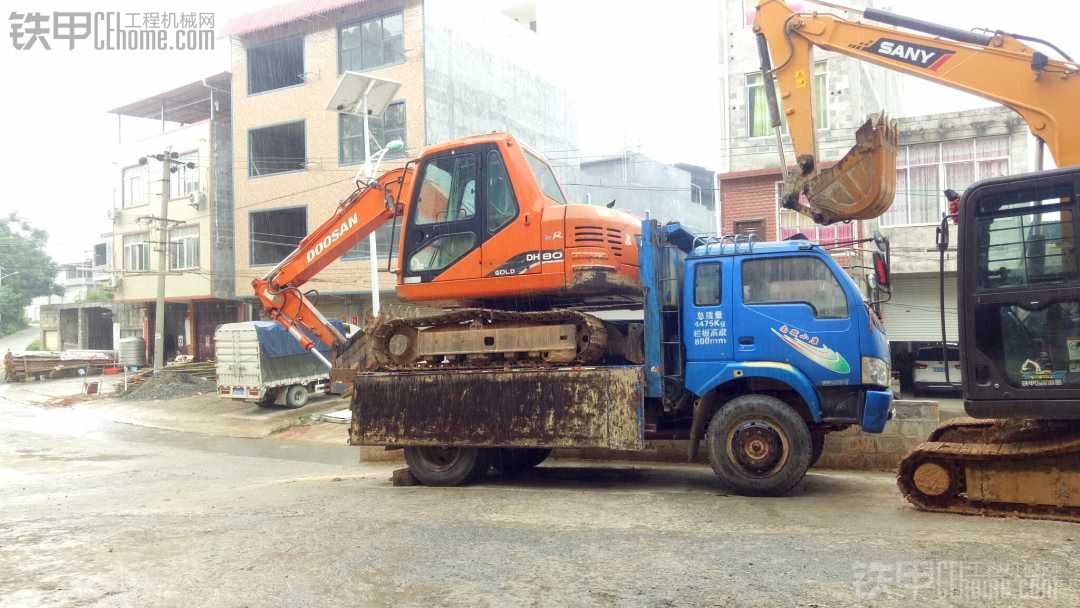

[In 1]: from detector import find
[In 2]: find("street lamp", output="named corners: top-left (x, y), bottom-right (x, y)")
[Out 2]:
top-left (326, 71), bottom-right (403, 317)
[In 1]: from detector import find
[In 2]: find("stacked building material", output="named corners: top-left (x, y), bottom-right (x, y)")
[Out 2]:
top-left (3, 350), bottom-right (116, 382)
top-left (117, 360), bottom-right (217, 393)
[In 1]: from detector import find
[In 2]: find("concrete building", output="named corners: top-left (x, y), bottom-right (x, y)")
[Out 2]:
top-left (225, 0), bottom-right (577, 322)
top-left (105, 72), bottom-right (238, 362)
top-left (562, 155), bottom-right (717, 236)
top-left (27, 260), bottom-right (113, 351)
top-left (868, 107), bottom-right (1029, 383)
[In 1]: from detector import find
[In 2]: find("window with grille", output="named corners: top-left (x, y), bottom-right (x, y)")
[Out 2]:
top-left (339, 102), bottom-right (406, 165)
top-left (775, 182), bottom-right (853, 246)
top-left (123, 233), bottom-right (149, 271)
top-left (339, 12), bottom-right (404, 72)
top-left (123, 164), bottom-right (149, 208)
top-left (169, 225), bottom-right (200, 270)
top-left (170, 151), bottom-right (199, 199)
top-left (882, 136), bottom-right (1010, 227)
top-left (748, 62), bottom-right (827, 137)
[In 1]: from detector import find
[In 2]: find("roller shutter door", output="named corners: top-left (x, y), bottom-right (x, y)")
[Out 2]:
top-left (880, 274), bottom-right (959, 342)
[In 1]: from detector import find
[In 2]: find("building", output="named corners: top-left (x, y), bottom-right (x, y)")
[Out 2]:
top-left (562, 154), bottom-right (717, 236)
top-left (869, 107), bottom-right (1029, 384)
top-left (225, 0), bottom-right (577, 323)
top-left (28, 260), bottom-right (113, 351)
top-left (105, 72), bottom-right (238, 362)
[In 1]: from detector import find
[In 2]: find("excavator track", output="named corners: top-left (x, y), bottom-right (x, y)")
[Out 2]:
top-left (339, 308), bottom-right (610, 371)
top-left (897, 418), bottom-right (1080, 523)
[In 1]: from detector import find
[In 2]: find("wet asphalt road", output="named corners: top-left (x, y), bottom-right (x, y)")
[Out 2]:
top-left (1, 396), bottom-right (1078, 608)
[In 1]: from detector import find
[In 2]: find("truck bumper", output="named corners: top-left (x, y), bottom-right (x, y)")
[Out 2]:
top-left (860, 389), bottom-right (894, 434)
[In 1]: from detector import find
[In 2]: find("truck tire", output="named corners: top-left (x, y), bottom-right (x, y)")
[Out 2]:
top-left (490, 448), bottom-right (552, 475)
top-left (706, 394), bottom-right (812, 496)
top-left (404, 447), bottom-right (490, 486)
top-left (285, 384), bottom-right (309, 408)
top-left (257, 388), bottom-right (279, 407)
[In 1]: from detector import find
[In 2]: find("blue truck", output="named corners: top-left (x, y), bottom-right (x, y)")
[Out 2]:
top-left (349, 219), bottom-right (894, 496)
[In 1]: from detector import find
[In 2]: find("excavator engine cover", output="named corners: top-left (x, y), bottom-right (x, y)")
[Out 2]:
top-left (786, 115), bottom-right (898, 225)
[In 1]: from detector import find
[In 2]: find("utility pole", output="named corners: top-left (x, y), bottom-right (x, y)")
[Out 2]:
top-left (153, 151), bottom-right (170, 371)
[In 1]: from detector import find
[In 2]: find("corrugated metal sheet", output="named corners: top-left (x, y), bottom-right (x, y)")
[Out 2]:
top-left (225, 0), bottom-right (370, 37)
top-left (880, 275), bottom-right (959, 342)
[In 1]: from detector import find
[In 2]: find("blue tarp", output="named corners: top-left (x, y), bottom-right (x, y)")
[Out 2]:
top-left (251, 320), bottom-right (345, 359)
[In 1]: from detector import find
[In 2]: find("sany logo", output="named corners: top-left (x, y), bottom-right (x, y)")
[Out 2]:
top-left (306, 213), bottom-right (358, 262)
top-left (868, 38), bottom-right (954, 71)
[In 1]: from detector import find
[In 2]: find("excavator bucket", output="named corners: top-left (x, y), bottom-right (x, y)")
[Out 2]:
top-left (785, 115), bottom-right (899, 225)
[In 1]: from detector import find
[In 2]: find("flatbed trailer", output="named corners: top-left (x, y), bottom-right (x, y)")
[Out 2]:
top-left (350, 220), bottom-right (894, 495)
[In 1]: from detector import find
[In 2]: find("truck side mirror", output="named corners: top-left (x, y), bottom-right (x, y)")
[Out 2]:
top-left (873, 252), bottom-right (890, 289)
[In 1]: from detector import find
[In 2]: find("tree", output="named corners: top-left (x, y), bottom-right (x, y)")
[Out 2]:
top-left (0, 214), bottom-right (60, 335)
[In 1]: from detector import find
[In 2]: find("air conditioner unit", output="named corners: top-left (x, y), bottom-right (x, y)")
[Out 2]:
top-left (109, 274), bottom-right (121, 289)
top-left (189, 190), bottom-right (208, 210)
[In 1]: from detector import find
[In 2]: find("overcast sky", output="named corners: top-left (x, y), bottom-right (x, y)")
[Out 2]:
top-left (1, 0), bottom-right (1076, 262)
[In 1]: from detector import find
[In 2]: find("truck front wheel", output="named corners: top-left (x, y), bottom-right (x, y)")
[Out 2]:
top-left (404, 446), bottom-right (490, 486)
top-left (706, 394), bottom-right (812, 496)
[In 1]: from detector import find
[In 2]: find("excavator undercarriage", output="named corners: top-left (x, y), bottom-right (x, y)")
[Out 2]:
top-left (898, 418), bottom-right (1080, 523)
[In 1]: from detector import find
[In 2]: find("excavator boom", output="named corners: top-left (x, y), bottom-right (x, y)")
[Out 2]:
top-left (754, 0), bottom-right (1080, 224)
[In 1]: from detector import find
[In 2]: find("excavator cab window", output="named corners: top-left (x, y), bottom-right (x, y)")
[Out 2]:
top-left (523, 150), bottom-right (566, 204)
top-left (415, 154), bottom-right (478, 225)
top-left (485, 149), bottom-right (518, 234)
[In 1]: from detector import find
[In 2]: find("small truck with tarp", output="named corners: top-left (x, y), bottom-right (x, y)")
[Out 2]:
top-left (348, 219), bottom-right (895, 496)
top-left (215, 320), bottom-right (352, 407)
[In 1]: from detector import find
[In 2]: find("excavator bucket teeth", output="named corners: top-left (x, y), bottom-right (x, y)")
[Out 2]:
top-left (798, 115), bottom-right (899, 225)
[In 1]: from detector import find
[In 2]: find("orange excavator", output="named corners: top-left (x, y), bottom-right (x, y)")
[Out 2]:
top-left (754, 0), bottom-right (1080, 521)
top-left (252, 133), bottom-right (644, 373)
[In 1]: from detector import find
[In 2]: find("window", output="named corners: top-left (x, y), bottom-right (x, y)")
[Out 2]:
top-left (123, 164), bottom-right (148, 208)
top-left (250, 207), bottom-right (307, 266)
top-left (93, 243), bottom-right (108, 268)
top-left (742, 256), bottom-right (848, 318)
top-left (414, 154), bottom-right (478, 225)
top-left (339, 12), bottom-right (404, 72)
top-left (733, 219), bottom-right (766, 239)
top-left (123, 233), bottom-right (149, 271)
top-left (486, 149), bottom-right (518, 233)
top-left (247, 37), bottom-right (304, 94)
top-left (524, 150), bottom-right (566, 204)
top-left (694, 263), bottom-right (722, 306)
top-left (339, 102), bottom-right (406, 165)
top-left (976, 183), bottom-right (1077, 289)
top-left (883, 136), bottom-right (1010, 227)
top-left (168, 225), bottom-right (200, 270)
top-left (249, 121), bottom-right (306, 177)
top-left (408, 233), bottom-right (476, 273)
top-left (343, 225), bottom-right (398, 261)
top-left (748, 62), bottom-right (827, 137)
top-left (170, 151), bottom-right (199, 199)
top-left (776, 183), bottom-right (854, 245)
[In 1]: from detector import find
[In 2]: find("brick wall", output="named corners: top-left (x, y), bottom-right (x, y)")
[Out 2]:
top-left (719, 172), bottom-right (781, 241)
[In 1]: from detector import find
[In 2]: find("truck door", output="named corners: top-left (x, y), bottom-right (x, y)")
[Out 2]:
top-left (683, 257), bottom-right (734, 363)
top-left (401, 147), bottom-right (484, 284)
top-left (734, 254), bottom-right (860, 386)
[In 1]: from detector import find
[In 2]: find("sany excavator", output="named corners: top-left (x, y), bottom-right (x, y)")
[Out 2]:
top-left (252, 134), bottom-right (645, 378)
top-left (754, 0), bottom-right (1080, 521)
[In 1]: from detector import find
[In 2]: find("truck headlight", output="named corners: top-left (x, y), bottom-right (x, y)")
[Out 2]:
top-left (861, 356), bottom-right (890, 387)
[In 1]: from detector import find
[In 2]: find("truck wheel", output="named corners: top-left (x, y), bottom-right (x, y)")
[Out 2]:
top-left (257, 389), bottom-right (279, 407)
top-left (404, 447), bottom-right (490, 486)
top-left (285, 384), bottom-right (309, 407)
top-left (706, 394), bottom-right (812, 496)
top-left (490, 448), bottom-right (552, 475)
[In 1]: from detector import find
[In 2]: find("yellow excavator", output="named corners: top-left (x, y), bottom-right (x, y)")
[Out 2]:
top-left (754, 0), bottom-right (1080, 521)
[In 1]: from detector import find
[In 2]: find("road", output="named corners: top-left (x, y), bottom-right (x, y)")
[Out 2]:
top-left (1, 397), bottom-right (1077, 607)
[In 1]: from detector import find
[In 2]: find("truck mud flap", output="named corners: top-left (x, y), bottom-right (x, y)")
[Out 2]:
top-left (350, 366), bottom-right (644, 450)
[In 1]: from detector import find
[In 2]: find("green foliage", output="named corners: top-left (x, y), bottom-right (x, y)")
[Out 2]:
top-left (0, 214), bottom-right (60, 336)
top-left (81, 286), bottom-right (114, 303)
top-left (25, 338), bottom-right (43, 351)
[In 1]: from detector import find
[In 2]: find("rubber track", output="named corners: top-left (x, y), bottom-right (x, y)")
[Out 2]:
top-left (897, 418), bottom-right (1080, 523)
top-left (365, 308), bottom-right (609, 368)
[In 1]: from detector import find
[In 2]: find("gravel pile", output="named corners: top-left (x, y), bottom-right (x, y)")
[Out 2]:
top-left (122, 371), bottom-right (215, 401)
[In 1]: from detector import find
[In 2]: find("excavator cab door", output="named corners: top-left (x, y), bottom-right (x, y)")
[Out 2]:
top-left (401, 147), bottom-right (485, 284)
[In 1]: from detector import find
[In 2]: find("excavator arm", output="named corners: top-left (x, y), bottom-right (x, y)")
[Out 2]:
top-left (754, 0), bottom-right (1080, 224)
top-left (252, 167), bottom-right (408, 367)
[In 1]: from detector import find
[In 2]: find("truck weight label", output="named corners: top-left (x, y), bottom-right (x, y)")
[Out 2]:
top-left (866, 38), bottom-right (954, 71)
top-left (692, 310), bottom-right (727, 346)
top-left (489, 250), bottom-right (564, 277)
top-left (306, 213), bottom-right (359, 263)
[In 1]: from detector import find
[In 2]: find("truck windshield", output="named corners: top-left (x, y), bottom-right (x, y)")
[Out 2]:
top-left (524, 150), bottom-right (567, 204)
